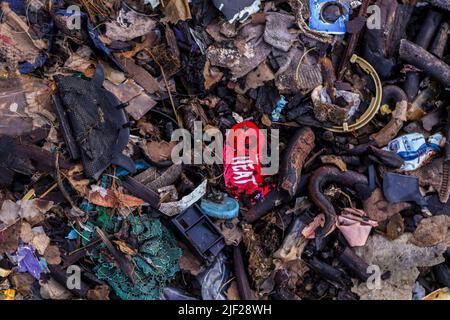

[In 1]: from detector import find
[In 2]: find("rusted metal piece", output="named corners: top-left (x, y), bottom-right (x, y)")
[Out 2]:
top-left (439, 106), bottom-right (450, 203)
top-left (431, 22), bottom-right (449, 58)
top-left (403, 10), bottom-right (443, 101)
top-left (370, 100), bottom-right (407, 148)
top-left (319, 56), bottom-right (336, 101)
top-left (243, 188), bottom-right (291, 224)
top-left (399, 39), bottom-right (450, 86)
top-left (338, 247), bottom-right (370, 281)
top-left (337, 0), bottom-right (371, 80)
top-left (279, 127), bottom-right (315, 197)
top-left (308, 166), bottom-right (368, 248)
top-left (233, 244), bottom-right (255, 300)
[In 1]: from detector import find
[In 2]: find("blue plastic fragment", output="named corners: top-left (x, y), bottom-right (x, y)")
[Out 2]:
top-left (200, 195), bottom-right (239, 219)
top-left (271, 95), bottom-right (287, 122)
top-left (80, 202), bottom-right (95, 212)
top-left (116, 160), bottom-right (151, 177)
top-left (101, 176), bottom-right (109, 188)
top-left (39, 258), bottom-right (50, 273)
top-left (16, 245), bottom-right (41, 280)
top-left (66, 229), bottom-right (78, 240)
top-left (308, 0), bottom-right (349, 35)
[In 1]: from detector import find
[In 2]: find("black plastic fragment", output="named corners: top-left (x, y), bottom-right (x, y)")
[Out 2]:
top-left (53, 64), bottom-right (135, 180)
top-left (383, 172), bottom-right (427, 206)
top-left (172, 204), bottom-right (225, 264)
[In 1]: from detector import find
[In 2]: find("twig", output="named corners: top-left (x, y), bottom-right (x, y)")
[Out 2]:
top-left (143, 48), bottom-right (184, 128)
top-left (55, 151), bottom-right (85, 217)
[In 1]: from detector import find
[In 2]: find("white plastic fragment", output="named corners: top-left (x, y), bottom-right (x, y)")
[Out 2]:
top-left (159, 180), bottom-right (207, 216)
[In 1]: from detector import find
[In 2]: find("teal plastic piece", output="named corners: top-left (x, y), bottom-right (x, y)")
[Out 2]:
top-left (116, 160), bottom-right (151, 177)
top-left (200, 195), bottom-right (239, 219)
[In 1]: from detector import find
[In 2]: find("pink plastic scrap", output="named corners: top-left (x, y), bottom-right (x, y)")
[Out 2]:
top-left (336, 208), bottom-right (378, 247)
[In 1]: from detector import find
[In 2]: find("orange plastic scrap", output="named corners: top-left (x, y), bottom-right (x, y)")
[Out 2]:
top-left (3, 289), bottom-right (15, 300)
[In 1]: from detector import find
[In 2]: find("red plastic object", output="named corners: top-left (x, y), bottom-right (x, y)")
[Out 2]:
top-left (223, 121), bottom-right (271, 202)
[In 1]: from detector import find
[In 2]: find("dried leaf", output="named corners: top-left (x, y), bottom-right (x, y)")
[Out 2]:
top-left (215, 218), bottom-right (242, 246)
top-left (113, 240), bottom-right (136, 256)
top-left (352, 234), bottom-right (448, 300)
top-left (39, 278), bottom-right (72, 300)
top-left (66, 164), bottom-right (90, 195)
top-left (19, 222), bottom-right (33, 243)
top-left (203, 60), bottom-right (223, 90)
top-left (226, 281), bottom-right (240, 300)
top-left (105, 9), bottom-right (157, 42)
top-left (242, 61), bottom-right (274, 93)
top-left (410, 215), bottom-right (450, 247)
top-left (9, 272), bottom-right (35, 296)
top-left (0, 200), bottom-right (20, 225)
top-left (363, 188), bottom-right (410, 222)
top-left (242, 223), bottom-right (276, 289)
top-left (371, 100), bottom-right (407, 147)
top-left (19, 199), bottom-right (53, 226)
top-left (423, 287), bottom-right (450, 300)
top-left (161, 0), bottom-right (192, 24)
top-left (44, 245), bottom-right (61, 265)
top-left (386, 213), bottom-right (405, 240)
top-left (261, 114), bottom-right (272, 127)
top-left (146, 141), bottom-right (177, 163)
top-left (87, 285), bottom-right (110, 300)
top-left (179, 249), bottom-right (202, 276)
top-left (31, 233), bottom-right (50, 255)
top-left (88, 187), bottom-right (146, 208)
top-left (0, 222), bottom-right (20, 254)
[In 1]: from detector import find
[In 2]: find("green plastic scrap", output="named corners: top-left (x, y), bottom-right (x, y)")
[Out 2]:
top-left (91, 214), bottom-right (182, 300)
top-left (95, 207), bottom-right (110, 230)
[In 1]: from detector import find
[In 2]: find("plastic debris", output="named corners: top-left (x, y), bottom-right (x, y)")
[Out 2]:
top-left (223, 121), bottom-right (271, 203)
top-left (15, 245), bottom-right (41, 280)
top-left (172, 204), bottom-right (225, 263)
top-left (212, 0), bottom-right (261, 24)
top-left (200, 193), bottom-right (239, 220)
top-left (384, 133), bottom-right (445, 171)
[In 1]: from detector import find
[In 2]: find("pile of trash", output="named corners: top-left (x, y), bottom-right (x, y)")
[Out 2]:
top-left (0, 0), bottom-right (449, 300)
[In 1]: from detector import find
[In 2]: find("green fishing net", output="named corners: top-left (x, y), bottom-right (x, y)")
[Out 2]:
top-left (82, 212), bottom-right (182, 300)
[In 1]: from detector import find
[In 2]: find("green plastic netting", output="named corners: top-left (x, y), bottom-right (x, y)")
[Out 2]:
top-left (83, 212), bottom-right (182, 300)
